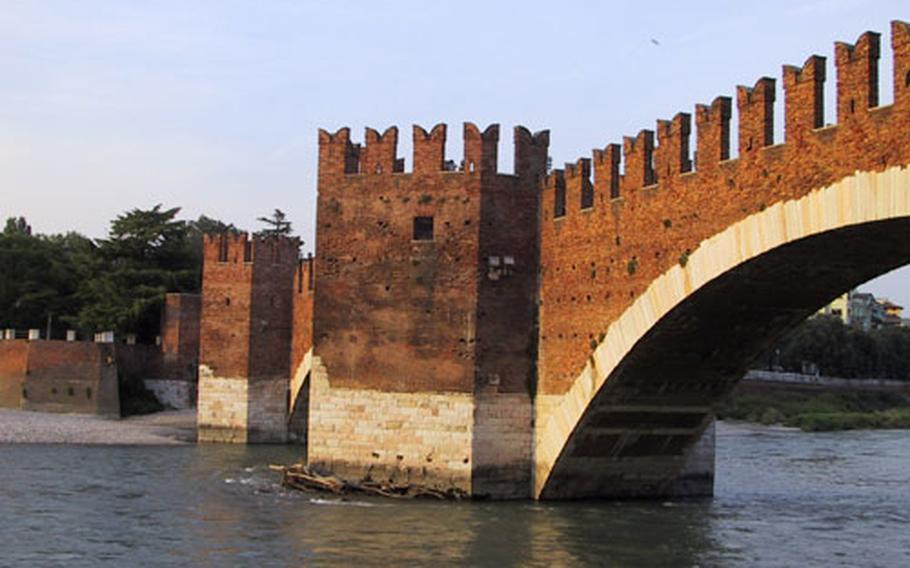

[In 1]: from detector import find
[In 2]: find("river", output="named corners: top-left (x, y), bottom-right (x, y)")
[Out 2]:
top-left (0, 421), bottom-right (908, 567)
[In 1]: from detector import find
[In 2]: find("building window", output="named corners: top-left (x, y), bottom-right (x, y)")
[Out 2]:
top-left (413, 216), bottom-right (434, 241)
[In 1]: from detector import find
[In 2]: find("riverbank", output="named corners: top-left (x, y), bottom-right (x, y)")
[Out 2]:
top-left (0, 408), bottom-right (196, 444)
top-left (718, 382), bottom-right (910, 431)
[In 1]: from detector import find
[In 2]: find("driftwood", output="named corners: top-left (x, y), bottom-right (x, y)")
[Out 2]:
top-left (270, 463), bottom-right (467, 500)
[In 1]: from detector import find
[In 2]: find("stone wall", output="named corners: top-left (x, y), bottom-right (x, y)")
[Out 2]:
top-left (291, 256), bottom-right (315, 376)
top-left (0, 339), bottom-right (119, 416)
top-left (197, 367), bottom-right (249, 443)
top-left (309, 122), bottom-right (546, 496)
top-left (307, 363), bottom-right (475, 491)
top-left (471, 390), bottom-right (533, 498)
top-left (314, 123), bottom-right (546, 395)
top-left (0, 341), bottom-right (27, 408)
top-left (197, 234), bottom-right (298, 443)
top-left (302, 353), bottom-right (534, 497)
top-left (157, 293), bottom-right (200, 408)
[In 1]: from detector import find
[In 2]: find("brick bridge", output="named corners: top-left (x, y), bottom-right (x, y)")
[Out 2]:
top-left (198, 22), bottom-right (910, 500)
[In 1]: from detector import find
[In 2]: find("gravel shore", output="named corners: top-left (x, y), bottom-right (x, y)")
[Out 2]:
top-left (0, 408), bottom-right (196, 445)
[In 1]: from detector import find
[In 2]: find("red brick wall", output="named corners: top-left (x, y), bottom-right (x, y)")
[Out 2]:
top-left (291, 256), bottom-right (315, 374)
top-left (314, 122), bottom-right (547, 394)
top-left (475, 129), bottom-right (548, 394)
top-left (0, 340), bottom-right (119, 415)
top-left (0, 341), bottom-right (28, 407)
top-left (199, 234), bottom-right (299, 380)
top-left (249, 238), bottom-right (298, 379)
top-left (161, 293), bottom-right (200, 382)
top-left (538, 25), bottom-right (910, 396)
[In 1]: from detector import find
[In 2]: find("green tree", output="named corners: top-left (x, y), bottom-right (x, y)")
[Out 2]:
top-left (68, 205), bottom-right (199, 340)
top-left (0, 219), bottom-right (90, 335)
top-left (758, 314), bottom-right (910, 380)
top-left (256, 209), bottom-right (292, 237)
top-left (3, 216), bottom-right (31, 235)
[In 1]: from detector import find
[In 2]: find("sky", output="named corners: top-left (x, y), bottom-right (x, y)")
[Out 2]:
top-left (1, 0), bottom-right (909, 306)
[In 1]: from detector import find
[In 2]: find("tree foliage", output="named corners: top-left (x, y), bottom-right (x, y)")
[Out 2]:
top-left (0, 224), bottom-right (92, 333)
top-left (256, 209), bottom-right (292, 237)
top-left (756, 315), bottom-right (910, 380)
top-left (0, 207), bottom-right (240, 341)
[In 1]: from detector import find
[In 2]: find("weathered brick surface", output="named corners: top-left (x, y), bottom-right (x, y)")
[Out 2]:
top-left (314, 122), bottom-right (546, 395)
top-left (0, 340), bottom-right (119, 416)
top-left (307, 363), bottom-right (475, 491)
top-left (0, 341), bottom-right (28, 407)
top-left (291, 256), bottom-right (315, 375)
top-left (160, 293), bottom-right (200, 385)
top-left (538, 23), bottom-right (910, 396)
top-left (198, 233), bottom-right (299, 442)
top-left (309, 123), bottom-right (546, 495)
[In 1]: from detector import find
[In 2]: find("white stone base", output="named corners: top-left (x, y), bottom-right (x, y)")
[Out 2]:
top-left (197, 365), bottom-right (288, 444)
top-left (306, 357), bottom-right (534, 497)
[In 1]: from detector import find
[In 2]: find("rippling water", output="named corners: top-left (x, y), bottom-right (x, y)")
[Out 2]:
top-left (1, 422), bottom-right (908, 567)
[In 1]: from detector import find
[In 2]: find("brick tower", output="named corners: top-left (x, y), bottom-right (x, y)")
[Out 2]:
top-left (307, 122), bottom-right (548, 497)
top-left (197, 232), bottom-right (299, 443)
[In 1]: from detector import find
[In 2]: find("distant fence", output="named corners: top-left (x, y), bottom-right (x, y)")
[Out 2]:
top-left (743, 370), bottom-right (910, 389)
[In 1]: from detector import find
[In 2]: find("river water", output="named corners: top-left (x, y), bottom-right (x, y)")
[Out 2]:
top-left (0, 422), bottom-right (908, 567)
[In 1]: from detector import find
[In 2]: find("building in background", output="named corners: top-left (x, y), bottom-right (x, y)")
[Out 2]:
top-left (819, 289), bottom-right (905, 330)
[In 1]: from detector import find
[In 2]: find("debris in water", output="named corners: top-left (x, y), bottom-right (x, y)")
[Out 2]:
top-left (269, 463), bottom-right (468, 500)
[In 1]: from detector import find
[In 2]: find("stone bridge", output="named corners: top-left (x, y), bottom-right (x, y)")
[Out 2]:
top-left (533, 22), bottom-right (910, 499)
top-left (202, 21), bottom-right (910, 501)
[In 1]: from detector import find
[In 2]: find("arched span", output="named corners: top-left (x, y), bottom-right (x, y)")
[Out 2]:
top-left (534, 166), bottom-right (910, 499)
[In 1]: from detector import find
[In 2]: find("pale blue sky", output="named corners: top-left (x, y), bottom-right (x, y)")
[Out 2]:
top-left (2, 0), bottom-right (909, 306)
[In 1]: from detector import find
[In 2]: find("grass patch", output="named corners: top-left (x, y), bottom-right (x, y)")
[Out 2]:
top-left (717, 387), bottom-right (910, 431)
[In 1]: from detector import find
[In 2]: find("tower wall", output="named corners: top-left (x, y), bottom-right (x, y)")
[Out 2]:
top-left (197, 233), bottom-right (299, 443)
top-left (310, 122), bottom-right (547, 496)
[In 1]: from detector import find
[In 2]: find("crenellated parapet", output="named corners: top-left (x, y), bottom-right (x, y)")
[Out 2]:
top-left (515, 126), bottom-right (550, 181)
top-left (540, 20), bottom-right (910, 226)
top-left (592, 144), bottom-right (621, 200)
top-left (695, 96), bottom-right (731, 170)
top-left (563, 158), bottom-right (593, 212)
top-left (413, 124), bottom-right (447, 173)
top-left (362, 127), bottom-right (402, 175)
top-left (538, 20), bottom-right (910, 397)
top-left (202, 232), bottom-right (300, 268)
top-left (544, 168), bottom-right (567, 218)
top-left (783, 55), bottom-right (826, 141)
top-left (835, 31), bottom-right (881, 124)
top-left (295, 253), bottom-right (315, 296)
top-left (893, 21), bottom-right (910, 107)
top-left (655, 113), bottom-right (692, 181)
top-left (621, 130), bottom-right (655, 193)
top-left (737, 77), bottom-right (775, 156)
top-left (318, 127), bottom-right (360, 176)
top-left (318, 122), bottom-right (549, 181)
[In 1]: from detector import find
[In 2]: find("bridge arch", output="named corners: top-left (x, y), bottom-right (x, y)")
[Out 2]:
top-left (534, 166), bottom-right (910, 499)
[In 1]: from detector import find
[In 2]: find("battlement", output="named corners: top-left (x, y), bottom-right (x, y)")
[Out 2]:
top-left (538, 20), bottom-right (910, 398)
top-left (783, 55), bottom-right (826, 138)
top-left (541, 20), bottom-right (910, 221)
top-left (202, 233), bottom-right (300, 267)
top-left (318, 122), bottom-right (549, 179)
top-left (695, 96), bottom-right (732, 169)
top-left (295, 254), bottom-right (315, 295)
top-left (835, 31), bottom-right (881, 124)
